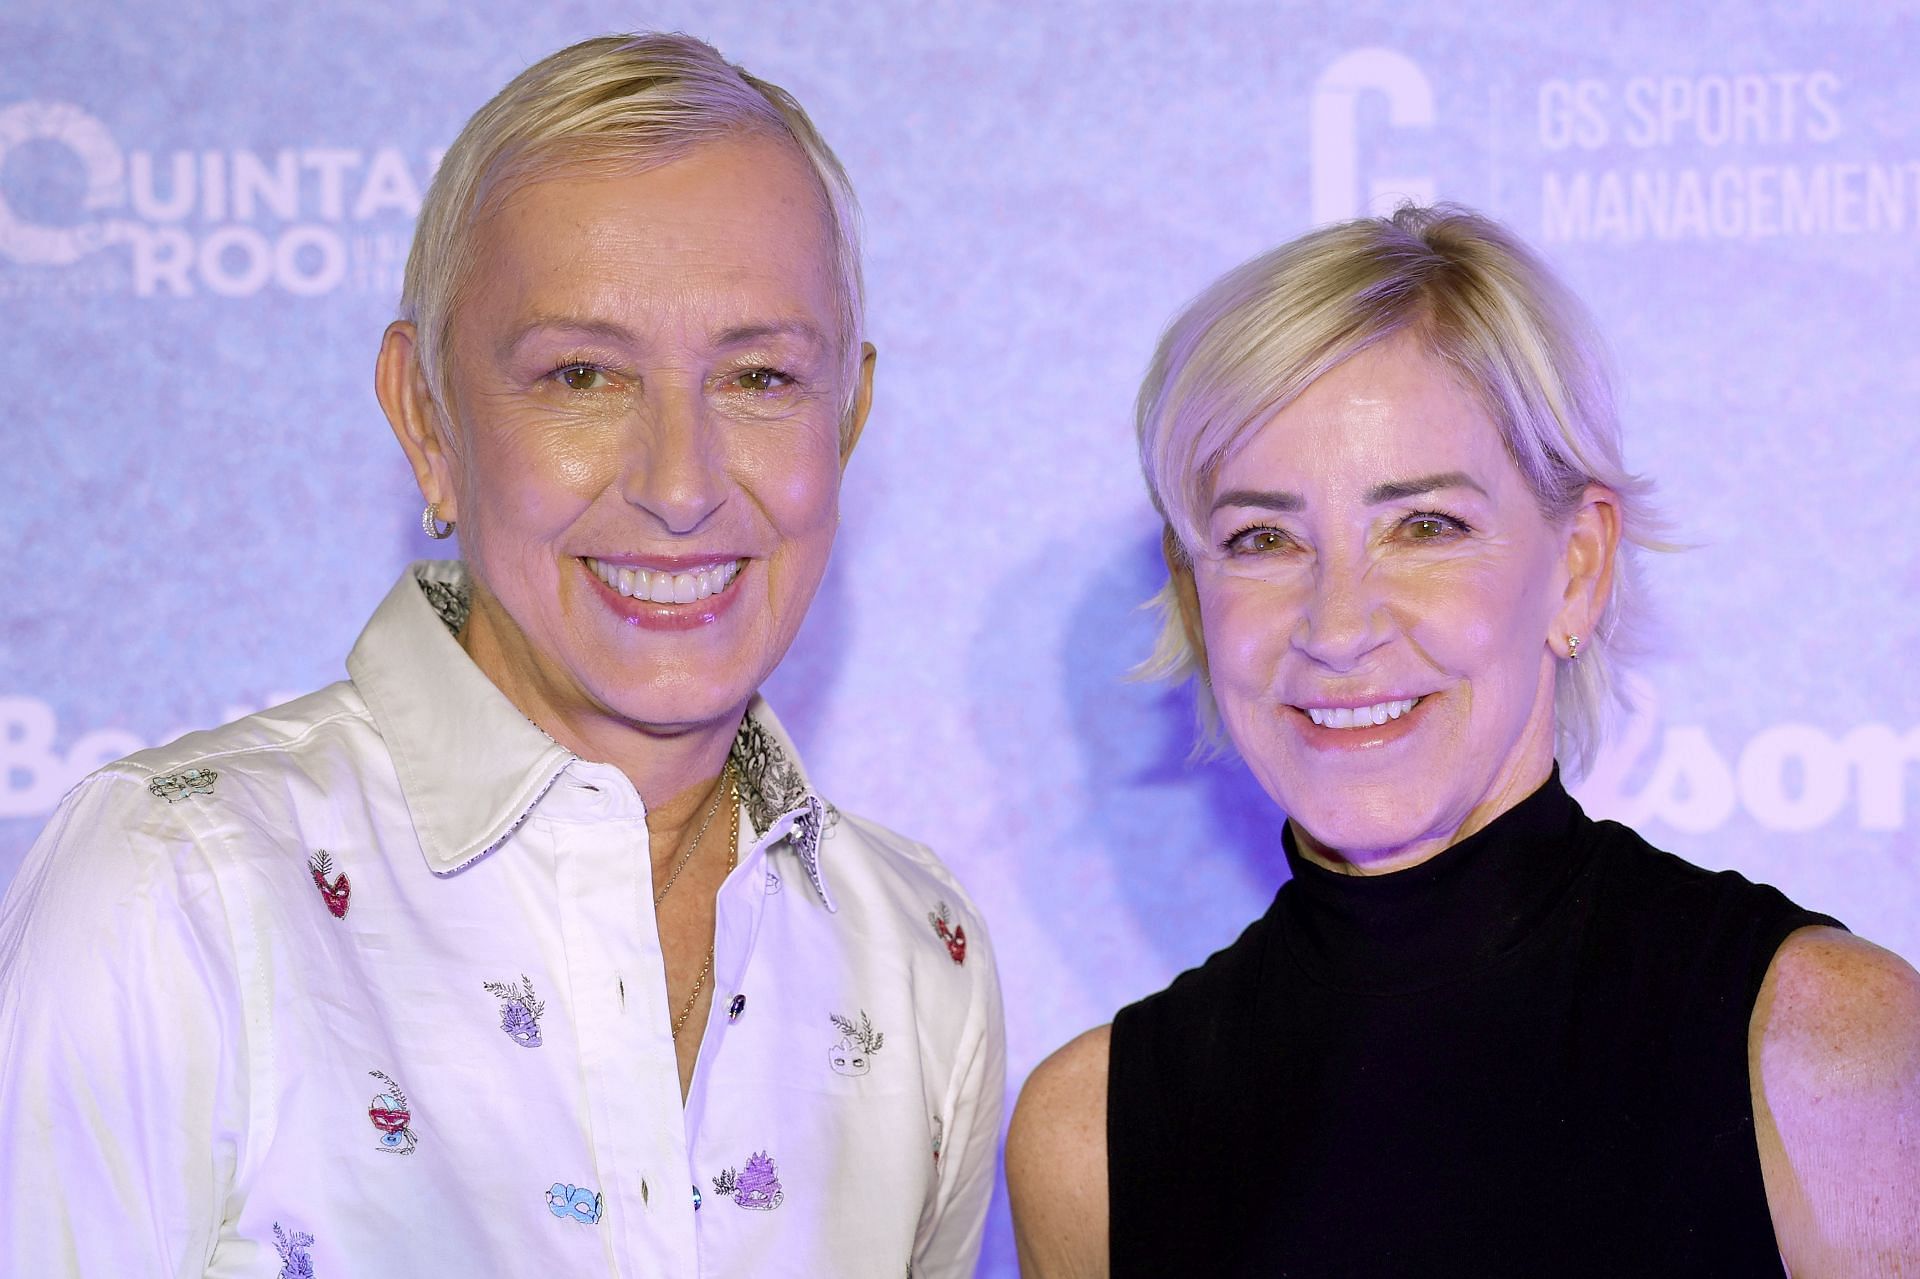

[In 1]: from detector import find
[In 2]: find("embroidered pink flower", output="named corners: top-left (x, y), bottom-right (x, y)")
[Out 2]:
top-left (309, 851), bottom-right (349, 919)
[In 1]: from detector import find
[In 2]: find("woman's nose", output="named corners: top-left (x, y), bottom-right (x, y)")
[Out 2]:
top-left (619, 387), bottom-right (726, 534)
top-left (1293, 560), bottom-right (1391, 671)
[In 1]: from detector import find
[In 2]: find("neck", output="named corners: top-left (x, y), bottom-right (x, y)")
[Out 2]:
top-left (457, 586), bottom-right (743, 869)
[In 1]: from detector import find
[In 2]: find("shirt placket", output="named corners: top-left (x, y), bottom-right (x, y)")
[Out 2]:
top-left (683, 812), bottom-right (775, 1263)
top-left (548, 767), bottom-right (698, 1275)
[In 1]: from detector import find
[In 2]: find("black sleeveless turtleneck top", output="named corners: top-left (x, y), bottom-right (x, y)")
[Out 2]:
top-left (1107, 774), bottom-right (1841, 1277)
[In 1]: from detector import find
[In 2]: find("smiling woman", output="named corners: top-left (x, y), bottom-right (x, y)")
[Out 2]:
top-left (1007, 206), bottom-right (1920, 1277)
top-left (0, 34), bottom-right (1003, 1279)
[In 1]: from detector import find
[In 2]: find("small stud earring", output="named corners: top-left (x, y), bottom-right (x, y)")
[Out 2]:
top-left (422, 502), bottom-right (454, 540)
top-left (1566, 634), bottom-right (1582, 661)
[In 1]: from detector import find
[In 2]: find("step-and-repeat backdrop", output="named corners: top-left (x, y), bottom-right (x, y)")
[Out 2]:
top-left (4, 2), bottom-right (1915, 1270)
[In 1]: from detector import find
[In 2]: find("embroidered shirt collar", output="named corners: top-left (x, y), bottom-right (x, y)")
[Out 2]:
top-left (348, 561), bottom-right (836, 902)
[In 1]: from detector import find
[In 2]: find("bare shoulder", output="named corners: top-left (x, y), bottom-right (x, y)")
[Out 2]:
top-left (1008, 1024), bottom-right (1112, 1279)
top-left (1751, 926), bottom-right (1920, 1273)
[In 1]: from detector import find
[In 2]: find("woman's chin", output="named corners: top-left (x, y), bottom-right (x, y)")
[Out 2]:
top-left (1283, 796), bottom-right (1444, 871)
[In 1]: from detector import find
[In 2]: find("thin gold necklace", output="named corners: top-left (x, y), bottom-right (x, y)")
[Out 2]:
top-left (663, 766), bottom-right (738, 1040)
top-left (655, 762), bottom-right (734, 906)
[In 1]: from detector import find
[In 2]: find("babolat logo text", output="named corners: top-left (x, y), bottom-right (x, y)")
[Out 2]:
top-left (0, 100), bottom-right (438, 298)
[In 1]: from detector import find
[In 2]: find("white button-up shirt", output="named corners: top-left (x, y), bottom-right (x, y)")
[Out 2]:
top-left (0, 561), bottom-right (1004, 1278)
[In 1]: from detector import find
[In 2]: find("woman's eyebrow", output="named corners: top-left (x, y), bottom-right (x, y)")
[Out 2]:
top-left (711, 319), bottom-right (829, 352)
top-left (1211, 488), bottom-right (1304, 514)
top-left (1209, 472), bottom-right (1487, 515)
top-left (1365, 471), bottom-right (1488, 504)
top-left (499, 315), bottom-right (637, 359)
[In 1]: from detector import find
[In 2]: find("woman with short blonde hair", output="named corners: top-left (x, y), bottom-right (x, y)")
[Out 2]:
top-left (1010, 205), bottom-right (1918, 1277)
top-left (1, 34), bottom-right (1003, 1277)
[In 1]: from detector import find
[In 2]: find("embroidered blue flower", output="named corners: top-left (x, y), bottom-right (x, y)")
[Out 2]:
top-left (546, 1182), bottom-right (602, 1224)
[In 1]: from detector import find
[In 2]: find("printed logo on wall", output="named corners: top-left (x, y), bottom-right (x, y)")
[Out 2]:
top-left (0, 693), bottom-right (302, 818)
top-left (1571, 679), bottom-right (1917, 835)
top-left (0, 99), bottom-right (438, 298)
top-left (1532, 71), bottom-right (1914, 243)
top-left (1308, 49), bottom-right (1436, 225)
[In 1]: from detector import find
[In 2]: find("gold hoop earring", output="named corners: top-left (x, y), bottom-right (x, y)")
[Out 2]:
top-left (422, 502), bottom-right (455, 540)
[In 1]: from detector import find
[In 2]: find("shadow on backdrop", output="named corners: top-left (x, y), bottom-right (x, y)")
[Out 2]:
top-left (1062, 528), bottom-right (1293, 982)
top-left (970, 524), bottom-right (1291, 1009)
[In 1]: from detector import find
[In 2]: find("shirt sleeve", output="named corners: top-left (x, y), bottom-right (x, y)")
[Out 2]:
top-left (913, 884), bottom-right (1008, 1279)
top-left (0, 769), bottom-right (244, 1276)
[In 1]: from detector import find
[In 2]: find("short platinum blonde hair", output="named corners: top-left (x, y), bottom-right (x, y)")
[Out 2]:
top-left (1137, 204), bottom-right (1663, 777)
top-left (400, 32), bottom-right (865, 432)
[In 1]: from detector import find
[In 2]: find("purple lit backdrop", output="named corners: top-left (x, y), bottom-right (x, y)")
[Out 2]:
top-left (3, 3), bottom-right (1918, 1272)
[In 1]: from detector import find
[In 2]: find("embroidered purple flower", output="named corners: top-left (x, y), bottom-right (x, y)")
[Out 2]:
top-left (273, 1222), bottom-right (315, 1278)
top-left (733, 1151), bottom-right (785, 1210)
top-left (482, 975), bottom-right (545, 1048)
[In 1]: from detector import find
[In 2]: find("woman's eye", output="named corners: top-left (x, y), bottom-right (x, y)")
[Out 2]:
top-left (1226, 527), bottom-right (1291, 555)
top-left (556, 364), bottom-right (609, 392)
top-left (1403, 513), bottom-right (1468, 541)
top-left (735, 367), bottom-right (788, 394)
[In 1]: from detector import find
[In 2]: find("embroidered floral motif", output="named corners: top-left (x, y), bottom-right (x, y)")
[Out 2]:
top-left (546, 1182), bottom-right (602, 1224)
top-left (309, 851), bottom-right (350, 919)
top-left (828, 1010), bottom-right (884, 1076)
top-left (928, 901), bottom-right (967, 965)
top-left (765, 869), bottom-right (782, 894)
top-left (148, 768), bottom-right (218, 803)
top-left (367, 1069), bottom-right (417, 1154)
top-left (273, 1223), bottom-right (315, 1278)
top-left (729, 716), bottom-right (809, 833)
top-left (717, 1151), bottom-right (785, 1210)
top-left (418, 575), bottom-right (470, 635)
top-left (483, 975), bottom-right (545, 1047)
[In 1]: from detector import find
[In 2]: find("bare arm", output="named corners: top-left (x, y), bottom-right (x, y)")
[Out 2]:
top-left (1008, 1024), bottom-right (1112, 1279)
top-left (1753, 926), bottom-right (1920, 1276)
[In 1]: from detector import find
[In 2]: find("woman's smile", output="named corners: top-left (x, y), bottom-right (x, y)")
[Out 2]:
top-left (1288, 693), bottom-right (1431, 746)
top-left (580, 554), bottom-right (748, 631)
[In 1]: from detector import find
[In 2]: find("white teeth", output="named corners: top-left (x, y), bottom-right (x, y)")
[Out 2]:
top-left (1305, 698), bottom-right (1418, 729)
top-left (586, 557), bottom-right (740, 603)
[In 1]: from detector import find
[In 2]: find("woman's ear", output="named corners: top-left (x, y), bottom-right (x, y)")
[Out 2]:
top-left (1555, 484), bottom-right (1621, 647)
top-left (839, 342), bottom-right (877, 468)
top-left (376, 321), bottom-right (460, 521)
top-left (1163, 524), bottom-right (1211, 684)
